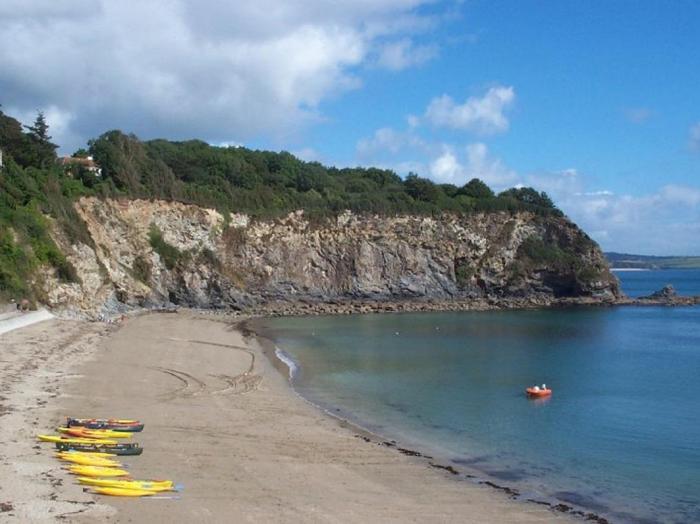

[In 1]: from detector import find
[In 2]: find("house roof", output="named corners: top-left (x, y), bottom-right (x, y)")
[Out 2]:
top-left (58, 156), bottom-right (98, 168)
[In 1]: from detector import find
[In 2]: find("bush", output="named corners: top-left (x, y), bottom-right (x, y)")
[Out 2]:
top-left (454, 260), bottom-right (474, 288)
top-left (148, 225), bottom-right (181, 270)
top-left (55, 257), bottom-right (80, 283)
top-left (498, 187), bottom-right (556, 209)
top-left (519, 236), bottom-right (568, 265)
top-left (459, 178), bottom-right (495, 199)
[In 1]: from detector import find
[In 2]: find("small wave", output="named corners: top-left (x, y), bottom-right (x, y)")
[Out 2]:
top-left (275, 347), bottom-right (299, 380)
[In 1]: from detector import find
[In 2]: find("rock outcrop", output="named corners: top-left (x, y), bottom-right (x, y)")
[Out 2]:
top-left (43, 197), bottom-right (620, 317)
top-left (626, 284), bottom-right (700, 306)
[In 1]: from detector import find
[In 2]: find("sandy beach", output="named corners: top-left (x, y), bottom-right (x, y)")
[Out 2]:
top-left (0, 312), bottom-right (574, 523)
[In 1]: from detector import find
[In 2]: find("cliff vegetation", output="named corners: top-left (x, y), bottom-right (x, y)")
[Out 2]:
top-left (0, 107), bottom-right (618, 312)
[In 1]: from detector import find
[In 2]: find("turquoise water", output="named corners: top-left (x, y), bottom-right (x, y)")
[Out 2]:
top-left (260, 271), bottom-right (700, 523)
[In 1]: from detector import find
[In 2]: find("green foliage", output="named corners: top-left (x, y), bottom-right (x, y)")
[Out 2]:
top-left (605, 252), bottom-right (700, 269)
top-left (404, 173), bottom-right (441, 203)
top-left (0, 105), bottom-right (572, 303)
top-left (0, 109), bottom-right (88, 296)
top-left (499, 187), bottom-right (557, 210)
top-left (576, 266), bottom-right (601, 283)
top-left (519, 236), bottom-right (571, 265)
top-left (0, 229), bottom-right (32, 299)
top-left (84, 131), bottom-right (564, 219)
top-left (459, 178), bottom-right (495, 199)
top-left (454, 259), bottom-right (474, 288)
top-left (23, 112), bottom-right (58, 169)
top-left (0, 110), bottom-right (26, 164)
top-left (89, 130), bottom-right (180, 198)
top-left (148, 225), bottom-right (181, 269)
top-left (0, 203), bottom-right (80, 300)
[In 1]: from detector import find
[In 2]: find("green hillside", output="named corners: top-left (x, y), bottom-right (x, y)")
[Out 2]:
top-left (1, 106), bottom-right (564, 302)
top-left (605, 252), bottom-right (700, 269)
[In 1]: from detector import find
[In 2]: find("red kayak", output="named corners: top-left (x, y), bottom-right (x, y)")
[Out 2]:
top-left (525, 387), bottom-right (552, 398)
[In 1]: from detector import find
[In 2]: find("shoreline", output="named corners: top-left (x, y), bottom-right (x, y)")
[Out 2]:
top-left (1, 311), bottom-right (579, 523)
top-left (247, 318), bottom-right (615, 524)
top-left (231, 293), bottom-right (699, 318)
top-left (59, 290), bottom-right (700, 326)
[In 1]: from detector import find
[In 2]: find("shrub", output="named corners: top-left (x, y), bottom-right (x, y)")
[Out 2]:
top-left (148, 225), bottom-right (181, 270)
top-left (518, 236), bottom-right (568, 265)
top-left (459, 178), bottom-right (495, 199)
top-left (454, 259), bottom-right (474, 288)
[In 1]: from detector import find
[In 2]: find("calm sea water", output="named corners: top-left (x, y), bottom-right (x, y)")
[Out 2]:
top-left (612, 268), bottom-right (700, 297)
top-left (260, 270), bottom-right (700, 523)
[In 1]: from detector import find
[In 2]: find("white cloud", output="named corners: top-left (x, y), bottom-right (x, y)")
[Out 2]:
top-left (689, 122), bottom-right (700, 152)
top-left (522, 169), bottom-right (700, 254)
top-left (0, 0), bottom-right (441, 151)
top-left (356, 127), bottom-right (428, 157)
top-left (424, 86), bottom-right (515, 135)
top-left (461, 142), bottom-right (518, 186)
top-left (426, 143), bottom-right (517, 186)
top-left (375, 38), bottom-right (438, 71)
top-left (660, 184), bottom-right (700, 206)
top-left (429, 147), bottom-right (461, 182)
top-left (292, 147), bottom-right (321, 162)
top-left (579, 190), bottom-right (614, 197)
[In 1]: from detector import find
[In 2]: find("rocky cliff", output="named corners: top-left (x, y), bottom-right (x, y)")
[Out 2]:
top-left (43, 197), bottom-right (620, 317)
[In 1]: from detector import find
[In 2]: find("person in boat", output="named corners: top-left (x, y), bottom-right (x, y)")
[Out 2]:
top-left (533, 385), bottom-right (540, 391)
top-left (541, 383), bottom-right (547, 390)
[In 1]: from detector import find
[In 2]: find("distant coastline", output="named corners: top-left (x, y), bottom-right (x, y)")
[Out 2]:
top-left (605, 252), bottom-right (700, 270)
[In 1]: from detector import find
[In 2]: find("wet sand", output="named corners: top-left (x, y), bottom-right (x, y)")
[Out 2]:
top-left (1, 312), bottom-right (573, 523)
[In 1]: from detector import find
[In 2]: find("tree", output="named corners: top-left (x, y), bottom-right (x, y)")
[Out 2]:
top-left (72, 148), bottom-right (89, 158)
top-left (26, 112), bottom-right (51, 142)
top-left (458, 178), bottom-right (494, 199)
top-left (498, 187), bottom-right (556, 209)
top-left (404, 173), bottom-right (441, 203)
top-left (0, 107), bottom-right (26, 163)
top-left (24, 111), bottom-right (58, 168)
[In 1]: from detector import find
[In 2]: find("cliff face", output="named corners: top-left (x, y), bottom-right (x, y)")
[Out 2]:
top-left (44, 197), bottom-right (620, 317)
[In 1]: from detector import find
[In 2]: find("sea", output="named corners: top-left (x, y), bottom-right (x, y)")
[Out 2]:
top-left (258, 269), bottom-right (700, 523)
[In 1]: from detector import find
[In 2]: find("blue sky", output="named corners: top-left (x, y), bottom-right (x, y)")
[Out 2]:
top-left (1, 1), bottom-right (699, 254)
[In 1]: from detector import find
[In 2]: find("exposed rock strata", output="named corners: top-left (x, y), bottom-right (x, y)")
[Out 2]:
top-left (44, 197), bottom-right (621, 317)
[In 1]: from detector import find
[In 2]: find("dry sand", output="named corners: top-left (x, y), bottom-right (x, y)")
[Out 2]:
top-left (1, 312), bottom-right (573, 523)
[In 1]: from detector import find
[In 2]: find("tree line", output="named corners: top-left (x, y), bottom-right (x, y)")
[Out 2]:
top-left (0, 106), bottom-right (561, 301)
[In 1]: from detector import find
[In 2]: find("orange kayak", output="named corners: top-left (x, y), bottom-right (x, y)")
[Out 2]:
top-left (526, 387), bottom-right (552, 398)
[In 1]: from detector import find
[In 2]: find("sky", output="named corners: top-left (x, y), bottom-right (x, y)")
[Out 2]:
top-left (1, 0), bottom-right (699, 255)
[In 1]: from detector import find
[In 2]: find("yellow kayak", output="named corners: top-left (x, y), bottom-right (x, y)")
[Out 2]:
top-left (57, 427), bottom-right (131, 439)
top-left (55, 453), bottom-right (122, 467)
top-left (92, 486), bottom-right (157, 497)
top-left (56, 450), bottom-right (116, 458)
top-left (68, 465), bottom-right (129, 477)
top-left (77, 477), bottom-right (174, 492)
top-left (37, 435), bottom-right (118, 445)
